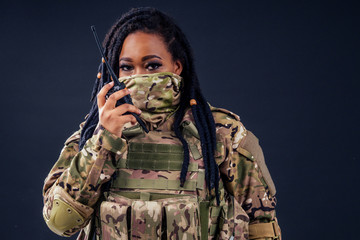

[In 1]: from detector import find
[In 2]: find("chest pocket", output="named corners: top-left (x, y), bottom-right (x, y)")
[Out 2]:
top-left (112, 142), bottom-right (204, 192)
top-left (123, 143), bottom-right (193, 171)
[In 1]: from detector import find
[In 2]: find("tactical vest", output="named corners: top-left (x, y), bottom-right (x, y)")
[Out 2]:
top-left (94, 119), bottom-right (242, 240)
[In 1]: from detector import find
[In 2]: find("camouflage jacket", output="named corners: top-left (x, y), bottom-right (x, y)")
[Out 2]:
top-left (43, 105), bottom-right (280, 240)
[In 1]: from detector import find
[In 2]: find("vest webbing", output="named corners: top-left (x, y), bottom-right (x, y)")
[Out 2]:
top-left (200, 201), bottom-right (210, 239)
top-left (116, 142), bottom-right (201, 171)
top-left (111, 123), bottom-right (224, 239)
top-left (117, 159), bottom-right (199, 171)
top-left (113, 191), bottom-right (193, 201)
top-left (112, 169), bottom-right (205, 191)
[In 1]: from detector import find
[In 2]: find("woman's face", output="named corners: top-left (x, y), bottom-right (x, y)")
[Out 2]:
top-left (118, 31), bottom-right (183, 77)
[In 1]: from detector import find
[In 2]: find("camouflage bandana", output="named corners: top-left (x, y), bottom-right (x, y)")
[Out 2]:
top-left (119, 72), bottom-right (182, 130)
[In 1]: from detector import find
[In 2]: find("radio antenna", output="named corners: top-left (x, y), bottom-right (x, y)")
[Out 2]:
top-left (90, 25), bottom-right (149, 133)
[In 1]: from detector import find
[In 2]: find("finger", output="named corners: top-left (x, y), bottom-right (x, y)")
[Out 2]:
top-left (118, 114), bottom-right (137, 125)
top-left (112, 103), bottom-right (142, 116)
top-left (104, 88), bottom-right (131, 111)
top-left (97, 82), bottom-right (114, 109)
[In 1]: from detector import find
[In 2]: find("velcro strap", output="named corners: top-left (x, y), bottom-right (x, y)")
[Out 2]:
top-left (129, 142), bottom-right (183, 153)
top-left (197, 170), bottom-right (205, 189)
top-left (181, 120), bottom-right (200, 139)
top-left (121, 142), bottom-right (189, 171)
top-left (115, 191), bottom-right (192, 201)
top-left (117, 159), bottom-right (199, 171)
top-left (122, 124), bottom-right (144, 138)
top-left (200, 201), bottom-right (210, 240)
top-left (249, 221), bottom-right (280, 239)
top-left (237, 147), bottom-right (254, 161)
top-left (112, 168), bottom-right (205, 191)
top-left (112, 177), bottom-right (198, 191)
top-left (189, 144), bottom-right (202, 160)
top-left (210, 206), bottom-right (221, 217)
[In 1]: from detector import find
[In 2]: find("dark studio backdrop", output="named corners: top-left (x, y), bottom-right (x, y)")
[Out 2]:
top-left (0, 0), bottom-right (359, 239)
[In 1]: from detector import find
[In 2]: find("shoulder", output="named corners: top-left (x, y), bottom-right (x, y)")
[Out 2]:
top-left (210, 105), bottom-right (240, 122)
top-left (210, 104), bottom-right (277, 195)
top-left (210, 104), bottom-right (247, 149)
top-left (182, 103), bottom-right (260, 155)
top-left (209, 104), bottom-right (264, 160)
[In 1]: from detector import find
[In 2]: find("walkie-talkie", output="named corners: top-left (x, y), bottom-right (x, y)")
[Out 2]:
top-left (91, 26), bottom-right (149, 133)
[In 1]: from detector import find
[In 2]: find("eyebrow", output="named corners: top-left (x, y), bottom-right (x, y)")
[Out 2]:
top-left (119, 55), bottom-right (162, 62)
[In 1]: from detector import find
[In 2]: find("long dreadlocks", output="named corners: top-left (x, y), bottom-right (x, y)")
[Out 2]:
top-left (79, 7), bottom-right (220, 204)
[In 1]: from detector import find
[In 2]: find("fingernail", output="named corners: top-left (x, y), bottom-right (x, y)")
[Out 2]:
top-left (138, 110), bottom-right (142, 114)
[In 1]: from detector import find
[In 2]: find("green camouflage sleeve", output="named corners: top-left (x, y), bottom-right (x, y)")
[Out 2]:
top-left (42, 123), bottom-right (128, 236)
top-left (220, 137), bottom-right (280, 239)
top-left (222, 127), bottom-right (277, 223)
top-left (212, 106), bottom-right (280, 239)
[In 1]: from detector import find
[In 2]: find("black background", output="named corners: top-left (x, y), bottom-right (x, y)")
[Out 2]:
top-left (1, 0), bottom-right (359, 239)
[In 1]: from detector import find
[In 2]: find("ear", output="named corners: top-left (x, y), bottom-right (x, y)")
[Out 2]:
top-left (173, 60), bottom-right (183, 75)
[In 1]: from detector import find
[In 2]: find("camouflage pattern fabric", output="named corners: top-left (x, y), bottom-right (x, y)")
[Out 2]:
top-left (212, 106), bottom-right (280, 239)
top-left (43, 94), bottom-right (280, 239)
top-left (119, 72), bottom-right (182, 131)
top-left (99, 193), bottom-right (199, 240)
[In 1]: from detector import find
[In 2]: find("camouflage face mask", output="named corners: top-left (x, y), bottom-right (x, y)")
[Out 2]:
top-left (119, 72), bottom-right (182, 129)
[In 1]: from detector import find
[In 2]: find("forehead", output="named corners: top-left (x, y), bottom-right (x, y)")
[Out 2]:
top-left (119, 31), bottom-right (171, 59)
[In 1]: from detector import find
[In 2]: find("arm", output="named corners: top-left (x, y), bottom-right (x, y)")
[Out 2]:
top-left (221, 130), bottom-right (281, 239)
top-left (212, 109), bottom-right (281, 239)
top-left (43, 80), bottom-right (142, 237)
top-left (42, 123), bottom-right (128, 237)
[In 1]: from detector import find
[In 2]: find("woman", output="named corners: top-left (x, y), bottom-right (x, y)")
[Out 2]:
top-left (42, 7), bottom-right (281, 240)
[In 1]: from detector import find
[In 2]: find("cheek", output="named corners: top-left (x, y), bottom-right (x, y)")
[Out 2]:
top-left (118, 72), bottom-right (129, 78)
top-left (118, 70), bottom-right (135, 78)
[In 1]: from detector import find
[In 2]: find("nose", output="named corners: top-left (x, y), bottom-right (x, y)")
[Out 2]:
top-left (133, 67), bottom-right (147, 75)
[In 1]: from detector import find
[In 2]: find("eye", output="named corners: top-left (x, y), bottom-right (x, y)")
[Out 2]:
top-left (145, 62), bottom-right (162, 71)
top-left (119, 64), bottom-right (133, 71)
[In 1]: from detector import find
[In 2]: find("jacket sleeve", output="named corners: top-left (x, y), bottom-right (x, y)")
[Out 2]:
top-left (215, 114), bottom-right (281, 239)
top-left (42, 122), bottom-right (128, 237)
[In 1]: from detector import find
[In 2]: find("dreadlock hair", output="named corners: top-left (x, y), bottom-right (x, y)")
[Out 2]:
top-left (79, 7), bottom-right (220, 204)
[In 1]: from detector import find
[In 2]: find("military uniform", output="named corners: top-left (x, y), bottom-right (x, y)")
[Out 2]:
top-left (43, 103), bottom-right (281, 240)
